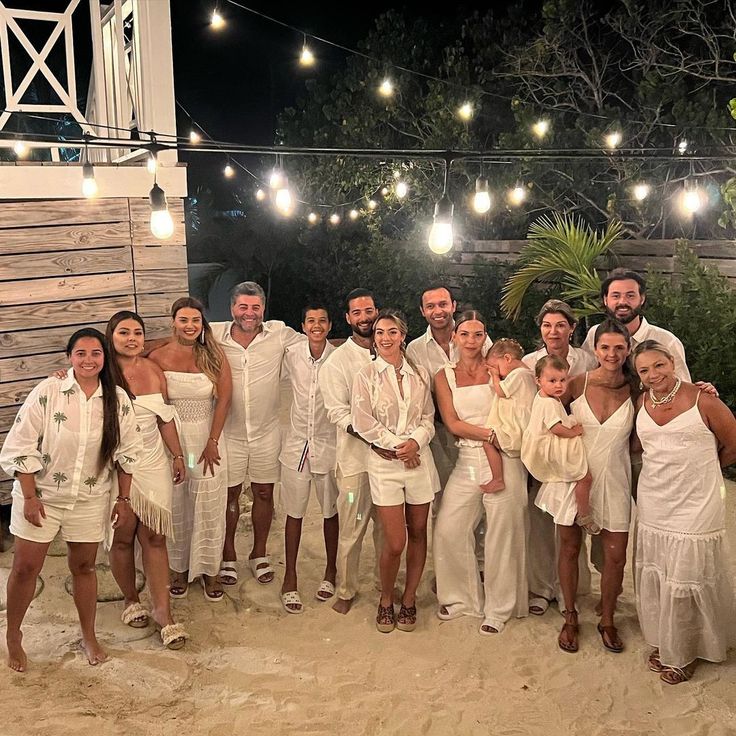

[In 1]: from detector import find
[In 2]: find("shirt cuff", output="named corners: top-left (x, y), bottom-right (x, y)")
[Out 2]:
top-left (408, 427), bottom-right (432, 451)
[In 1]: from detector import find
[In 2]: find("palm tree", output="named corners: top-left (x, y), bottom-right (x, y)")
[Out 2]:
top-left (500, 214), bottom-right (622, 321)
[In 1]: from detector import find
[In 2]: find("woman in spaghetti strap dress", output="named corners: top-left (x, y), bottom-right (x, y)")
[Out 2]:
top-left (564, 319), bottom-right (635, 654)
top-left (633, 340), bottom-right (736, 685)
top-left (148, 298), bottom-right (232, 603)
top-left (433, 311), bottom-right (529, 635)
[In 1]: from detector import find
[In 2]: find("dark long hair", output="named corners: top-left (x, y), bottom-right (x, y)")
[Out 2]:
top-left (105, 310), bottom-right (146, 398)
top-left (593, 318), bottom-right (638, 392)
top-left (66, 328), bottom-right (121, 473)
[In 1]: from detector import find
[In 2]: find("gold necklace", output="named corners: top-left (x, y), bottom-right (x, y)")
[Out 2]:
top-left (649, 377), bottom-right (681, 406)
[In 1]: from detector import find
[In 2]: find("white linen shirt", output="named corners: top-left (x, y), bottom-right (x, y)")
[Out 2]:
top-left (279, 341), bottom-right (337, 474)
top-left (210, 320), bottom-right (305, 441)
top-left (582, 317), bottom-right (691, 382)
top-left (522, 345), bottom-right (597, 377)
top-left (406, 325), bottom-right (492, 390)
top-left (351, 357), bottom-right (435, 451)
top-left (319, 337), bottom-right (372, 476)
top-left (0, 372), bottom-right (139, 509)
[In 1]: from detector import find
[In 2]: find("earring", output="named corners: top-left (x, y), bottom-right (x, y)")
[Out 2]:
top-left (638, 380), bottom-right (643, 390)
top-left (199, 331), bottom-right (206, 345)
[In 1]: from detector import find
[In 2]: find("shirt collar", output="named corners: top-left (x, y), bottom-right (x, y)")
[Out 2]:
top-left (422, 323), bottom-right (455, 346)
top-left (347, 336), bottom-right (372, 354)
top-left (225, 320), bottom-right (273, 342)
top-left (304, 340), bottom-right (333, 364)
top-left (63, 369), bottom-right (103, 398)
top-left (375, 355), bottom-right (415, 376)
top-left (630, 317), bottom-right (650, 343)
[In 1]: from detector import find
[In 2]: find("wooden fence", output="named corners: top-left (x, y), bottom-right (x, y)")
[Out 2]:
top-left (0, 197), bottom-right (187, 502)
top-left (452, 239), bottom-right (736, 285)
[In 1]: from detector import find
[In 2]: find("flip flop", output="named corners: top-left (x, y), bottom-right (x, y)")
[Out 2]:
top-left (158, 623), bottom-right (189, 650)
top-left (648, 649), bottom-right (664, 672)
top-left (248, 556), bottom-right (275, 584)
top-left (558, 610), bottom-right (579, 653)
top-left (219, 561), bottom-right (238, 586)
top-left (315, 580), bottom-right (335, 602)
top-left (280, 590), bottom-right (304, 614)
top-left (597, 623), bottom-right (624, 653)
top-left (529, 596), bottom-right (550, 616)
top-left (121, 602), bottom-right (150, 628)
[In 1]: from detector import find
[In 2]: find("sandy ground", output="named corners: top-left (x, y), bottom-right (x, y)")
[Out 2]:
top-left (1, 394), bottom-right (735, 735)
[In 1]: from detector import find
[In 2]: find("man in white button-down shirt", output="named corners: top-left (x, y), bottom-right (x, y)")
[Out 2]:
top-left (210, 282), bottom-right (304, 586)
top-left (278, 303), bottom-right (339, 613)
top-left (319, 288), bottom-right (386, 614)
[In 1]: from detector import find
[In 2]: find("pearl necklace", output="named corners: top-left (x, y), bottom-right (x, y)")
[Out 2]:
top-left (649, 377), bottom-right (682, 406)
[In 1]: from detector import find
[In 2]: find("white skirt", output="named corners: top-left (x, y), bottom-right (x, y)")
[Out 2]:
top-left (534, 480), bottom-right (578, 527)
top-left (635, 522), bottom-right (736, 668)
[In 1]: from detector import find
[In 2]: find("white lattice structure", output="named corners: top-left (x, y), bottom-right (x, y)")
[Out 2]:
top-left (0, 0), bottom-right (185, 198)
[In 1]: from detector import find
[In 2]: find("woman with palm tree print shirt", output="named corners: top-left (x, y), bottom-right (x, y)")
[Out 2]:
top-left (0, 328), bottom-right (139, 672)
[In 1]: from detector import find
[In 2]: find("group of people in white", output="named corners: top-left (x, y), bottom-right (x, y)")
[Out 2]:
top-left (2, 271), bottom-right (735, 688)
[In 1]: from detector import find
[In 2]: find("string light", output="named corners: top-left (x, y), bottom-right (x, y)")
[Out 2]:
top-left (428, 160), bottom-right (454, 254)
top-left (81, 136), bottom-right (97, 198)
top-left (224, 163), bottom-right (235, 178)
top-left (680, 185), bottom-right (704, 215)
top-left (211, 10), bottom-right (225, 29)
top-left (604, 131), bottom-right (622, 149)
top-left (255, 188), bottom-right (266, 201)
top-left (367, 199), bottom-right (378, 210)
top-left (329, 212), bottom-right (341, 225)
top-left (349, 209), bottom-right (359, 220)
top-left (274, 175), bottom-right (293, 215)
top-left (457, 102), bottom-right (473, 121)
top-left (269, 169), bottom-right (285, 188)
top-left (149, 183), bottom-right (174, 240)
top-left (472, 176), bottom-right (491, 214)
top-left (395, 180), bottom-right (408, 199)
top-left (508, 184), bottom-right (527, 206)
top-left (633, 183), bottom-right (650, 201)
top-left (678, 139), bottom-right (688, 155)
top-left (147, 151), bottom-right (158, 175)
top-left (189, 130), bottom-right (201, 143)
top-left (532, 120), bottom-right (549, 139)
top-left (307, 211), bottom-right (319, 224)
top-left (378, 79), bottom-right (394, 97)
top-left (299, 36), bottom-right (315, 67)
top-left (13, 139), bottom-right (27, 157)
top-left (380, 186), bottom-right (389, 197)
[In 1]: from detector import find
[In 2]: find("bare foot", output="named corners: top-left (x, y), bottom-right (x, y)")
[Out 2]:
top-left (6, 632), bottom-right (27, 672)
top-left (332, 597), bottom-right (353, 615)
top-left (480, 479), bottom-right (505, 494)
top-left (81, 637), bottom-right (108, 666)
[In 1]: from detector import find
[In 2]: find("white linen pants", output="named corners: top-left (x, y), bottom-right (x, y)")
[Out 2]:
top-left (434, 447), bottom-right (528, 629)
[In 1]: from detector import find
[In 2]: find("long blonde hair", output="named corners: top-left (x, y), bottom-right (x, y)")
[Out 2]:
top-left (171, 297), bottom-right (226, 395)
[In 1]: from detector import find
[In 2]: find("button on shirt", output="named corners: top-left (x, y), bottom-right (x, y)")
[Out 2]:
top-left (351, 357), bottom-right (435, 451)
top-left (279, 341), bottom-right (337, 474)
top-left (406, 325), bottom-right (492, 390)
top-left (319, 338), bottom-right (373, 476)
top-left (0, 372), bottom-right (139, 508)
top-left (582, 317), bottom-right (691, 382)
top-left (210, 320), bottom-right (305, 441)
top-left (522, 345), bottom-right (598, 377)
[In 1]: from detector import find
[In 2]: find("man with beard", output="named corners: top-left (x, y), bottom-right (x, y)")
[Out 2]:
top-left (319, 288), bottom-right (385, 614)
top-left (210, 282), bottom-right (304, 587)
top-left (582, 269), bottom-right (691, 380)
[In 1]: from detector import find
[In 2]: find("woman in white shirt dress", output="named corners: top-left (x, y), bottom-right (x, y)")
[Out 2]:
top-left (633, 340), bottom-right (736, 685)
top-left (351, 309), bottom-right (439, 633)
top-left (0, 328), bottom-right (140, 671)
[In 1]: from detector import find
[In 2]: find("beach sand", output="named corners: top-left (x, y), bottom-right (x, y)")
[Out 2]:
top-left (1, 394), bottom-right (735, 735)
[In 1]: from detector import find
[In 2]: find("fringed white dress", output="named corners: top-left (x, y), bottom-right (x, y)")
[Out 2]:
top-left (164, 372), bottom-right (228, 581)
top-left (635, 395), bottom-right (735, 668)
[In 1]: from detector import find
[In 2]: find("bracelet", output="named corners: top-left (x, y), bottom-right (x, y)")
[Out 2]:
top-left (172, 454), bottom-right (184, 461)
top-left (208, 437), bottom-right (219, 445)
top-left (115, 496), bottom-right (131, 504)
top-left (486, 431), bottom-right (494, 444)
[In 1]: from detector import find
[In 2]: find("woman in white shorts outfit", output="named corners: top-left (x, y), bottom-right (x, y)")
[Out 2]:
top-left (351, 308), bottom-right (439, 634)
top-left (0, 328), bottom-right (140, 671)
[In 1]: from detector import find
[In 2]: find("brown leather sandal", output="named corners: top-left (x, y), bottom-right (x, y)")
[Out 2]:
top-left (558, 610), bottom-right (579, 653)
top-left (597, 623), bottom-right (624, 653)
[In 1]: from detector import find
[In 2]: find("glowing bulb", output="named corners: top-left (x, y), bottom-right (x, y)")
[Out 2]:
top-left (532, 120), bottom-right (549, 139)
top-left (147, 154), bottom-right (157, 175)
top-left (367, 199), bottom-right (378, 210)
top-left (605, 131), bottom-right (622, 149)
top-left (678, 139), bottom-right (688, 155)
top-left (300, 45), bottom-right (314, 66)
top-left (81, 162), bottom-right (98, 198)
top-left (329, 212), bottom-right (341, 225)
top-left (458, 102), bottom-right (473, 121)
top-left (395, 181), bottom-right (408, 199)
top-left (378, 79), bottom-right (394, 97)
top-left (681, 188), bottom-right (704, 214)
top-left (393, 170), bottom-right (401, 179)
top-left (381, 187), bottom-right (389, 197)
top-left (13, 140), bottom-right (27, 157)
top-left (428, 194), bottom-right (454, 254)
top-left (269, 170), bottom-right (284, 188)
top-left (473, 177), bottom-right (490, 214)
top-left (307, 212), bottom-right (319, 224)
top-left (255, 188), bottom-right (266, 201)
top-left (224, 164), bottom-right (235, 178)
top-left (508, 185), bottom-right (527, 206)
top-left (274, 186), bottom-right (293, 215)
top-left (211, 11), bottom-right (225, 29)
top-left (349, 209), bottom-right (359, 220)
top-left (149, 183), bottom-right (174, 240)
top-left (189, 130), bottom-right (201, 143)
top-left (633, 183), bottom-right (650, 201)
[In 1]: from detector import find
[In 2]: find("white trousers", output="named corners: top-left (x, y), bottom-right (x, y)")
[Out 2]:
top-left (434, 447), bottom-right (528, 629)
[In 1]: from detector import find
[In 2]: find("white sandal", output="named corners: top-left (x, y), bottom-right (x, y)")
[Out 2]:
top-left (280, 590), bottom-right (304, 614)
top-left (315, 580), bottom-right (335, 602)
top-left (121, 602), bottom-right (150, 628)
top-left (158, 622), bottom-right (189, 650)
top-left (248, 556), bottom-right (275, 584)
top-left (219, 561), bottom-right (238, 586)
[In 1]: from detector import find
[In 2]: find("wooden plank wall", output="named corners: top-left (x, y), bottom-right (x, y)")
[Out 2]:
top-left (453, 239), bottom-right (736, 284)
top-left (0, 197), bottom-right (188, 502)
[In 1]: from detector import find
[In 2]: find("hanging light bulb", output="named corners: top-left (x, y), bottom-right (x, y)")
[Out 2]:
top-left (149, 183), bottom-right (174, 240)
top-left (147, 152), bottom-right (158, 175)
top-left (329, 212), bottom-right (341, 225)
top-left (349, 209), bottom-right (359, 220)
top-left (680, 185), bottom-right (704, 215)
top-left (604, 131), bottom-right (622, 149)
top-left (81, 162), bottom-right (98, 198)
top-left (633, 183), bottom-right (650, 202)
top-left (224, 163), bottom-right (235, 178)
top-left (380, 186), bottom-right (389, 197)
top-left (367, 199), bottom-right (378, 210)
top-left (307, 212), bottom-right (319, 224)
top-left (378, 79), bottom-right (394, 97)
top-left (457, 102), bottom-right (473, 121)
top-left (508, 184), bottom-right (527, 206)
top-left (472, 176), bottom-right (491, 214)
top-left (255, 188), bottom-right (266, 201)
top-left (13, 139), bottom-right (27, 157)
top-left (678, 139), bottom-right (688, 155)
top-left (300, 44), bottom-right (314, 67)
top-left (211, 10), bottom-right (225, 29)
top-left (274, 176), bottom-right (293, 216)
top-left (189, 130), bottom-right (201, 144)
top-left (269, 170), bottom-right (284, 189)
top-left (428, 194), bottom-right (454, 254)
top-left (395, 180), bottom-right (408, 199)
top-left (531, 120), bottom-right (549, 139)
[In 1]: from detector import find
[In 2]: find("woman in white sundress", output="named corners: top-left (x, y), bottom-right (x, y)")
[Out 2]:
top-left (149, 297), bottom-right (232, 603)
top-left (633, 339), bottom-right (736, 685)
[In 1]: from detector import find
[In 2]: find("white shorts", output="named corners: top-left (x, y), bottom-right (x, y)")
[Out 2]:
top-left (10, 491), bottom-right (109, 544)
top-left (366, 446), bottom-right (440, 507)
top-left (280, 460), bottom-right (338, 519)
top-left (226, 426), bottom-right (281, 487)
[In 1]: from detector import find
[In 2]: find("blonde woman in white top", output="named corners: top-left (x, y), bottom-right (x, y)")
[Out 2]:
top-left (0, 328), bottom-right (140, 671)
top-left (351, 309), bottom-right (439, 633)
